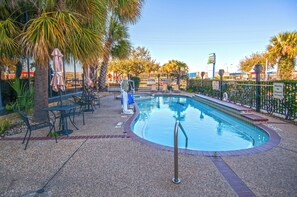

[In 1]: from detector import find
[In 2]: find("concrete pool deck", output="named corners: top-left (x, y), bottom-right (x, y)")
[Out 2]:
top-left (0, 93), bottom-right (297, 196)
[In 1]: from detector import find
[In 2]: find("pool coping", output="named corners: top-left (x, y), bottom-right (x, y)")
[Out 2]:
top-left (124, 94), bottom-right (281, 157)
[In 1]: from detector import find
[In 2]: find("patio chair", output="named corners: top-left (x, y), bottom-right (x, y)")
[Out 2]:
top-left (151, 85), bottom-right (157, 92)
top-left (87, 91), bottom-right (100, 109)
top-left (172, 85), bottom-right (180, 93)
top-left (80, 93), bottom-right (96, 112)
top-left (162, 84), bottom-right (168, 93)
top-left (72, 96), bottom-right (86, 125)
top-left (17, 110), bottom-right (57, 150)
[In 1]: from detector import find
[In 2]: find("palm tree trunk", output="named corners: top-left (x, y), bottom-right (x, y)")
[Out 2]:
top-left (99, 63), bottom-right (108, 91)
top-left (279, 57), bottom-right (294, 80)
top-left (99, 39), bottom-right (112, 91)
top-left (33, 65), bottom-right (48, 121)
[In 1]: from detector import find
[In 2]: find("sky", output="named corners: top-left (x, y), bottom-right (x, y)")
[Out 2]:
top-left (129, 0), bottom-right (297, 73)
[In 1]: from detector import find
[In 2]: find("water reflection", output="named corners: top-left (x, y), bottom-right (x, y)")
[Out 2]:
top-left (134, 96), bottom-right (269, 151)
top-left (216, 121), bottom-right (223, 136)
top-left (200, 111), bottom-right (204, 119)
top-left (168, 97), bottom-right (189, 121)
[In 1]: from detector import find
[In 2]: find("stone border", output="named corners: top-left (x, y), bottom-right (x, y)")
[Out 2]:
top-left (211, 156), bottom-right (256, 196)
top-left (124, 95), bottom-right (281, 157)
top-left (0, 134), bottom-right (129, 141)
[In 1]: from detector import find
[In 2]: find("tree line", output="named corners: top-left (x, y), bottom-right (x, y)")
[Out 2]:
top-left (239, 32), bottom-right (297, 80)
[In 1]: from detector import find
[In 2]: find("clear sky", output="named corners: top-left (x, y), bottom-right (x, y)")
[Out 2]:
top-left (129, 0), bottom-right (297, 73)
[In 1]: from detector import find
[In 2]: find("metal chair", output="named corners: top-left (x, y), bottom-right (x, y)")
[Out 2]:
top-left (80, 93), bottom-right (96, 112)
top-left (17, 111), bottom-right (57, 150)
top-left (71, 96), bottom-right (86, 125)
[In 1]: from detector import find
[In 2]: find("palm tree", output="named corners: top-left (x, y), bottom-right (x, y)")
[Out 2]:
top-left (163, 60), bottom-right (189, 89)
top-left (108, 0), bottom-right (144, 23)
top-left (1, 0), bottom-right (143, 120)
top-left (98, 0), bottom-right (143, 91)
top-left (267, 32), bottom-right (297, 80)
top-left (0, 18), bottom-right (20, 67)
top-left (19, 1), bottom-right (105, 121)
top-left (98, 16), bottom-right (131, 90)
top-left (160, 63), bottom-right (172, 79)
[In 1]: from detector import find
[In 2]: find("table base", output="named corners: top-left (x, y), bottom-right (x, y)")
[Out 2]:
top-left (56, 129), bottom-right (73, 136)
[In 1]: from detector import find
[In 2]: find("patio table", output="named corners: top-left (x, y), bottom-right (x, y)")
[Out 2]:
top-left (43, 104), bottom-right (77, 136)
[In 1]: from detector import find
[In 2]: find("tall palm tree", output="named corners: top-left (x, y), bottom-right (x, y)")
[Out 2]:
top-left (98, 0), bottom-right (143, 91)
top-left (20, 1), bottom-right (106, 121)
top-left (267, 32), bottom-right (297, 80)
top-left (98, 16), bottom-right (131, 90)
top-left (1, 0), bottom-right (143, 120)
top-left (108, 0), bottom-right (144, 24)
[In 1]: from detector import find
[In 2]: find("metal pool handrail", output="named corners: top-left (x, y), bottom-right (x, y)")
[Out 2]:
top-left (172, 121), bottom-right (188, 184)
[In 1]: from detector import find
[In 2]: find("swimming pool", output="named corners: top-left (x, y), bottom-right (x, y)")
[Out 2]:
top-left (131, 95), bottom-right (269, 152)
top-left (133, 93), bottom-right (153, 100)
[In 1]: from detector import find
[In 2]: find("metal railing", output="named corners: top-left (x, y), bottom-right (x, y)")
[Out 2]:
top-left (172, 121), bottom-right (188, 184)
top-left (188, 79), bottom-right (297, 120)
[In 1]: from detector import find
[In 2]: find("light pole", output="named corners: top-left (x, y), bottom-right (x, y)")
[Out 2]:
top-left (219, 69), bottom-right (224, 100)
top-left (254, 64), bottom-right (263, 112)
top-left (209, 53), bottom-right (216, 79)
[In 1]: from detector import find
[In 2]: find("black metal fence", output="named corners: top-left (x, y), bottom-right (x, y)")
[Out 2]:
top-left (188, 79), bottom-right (297, 120)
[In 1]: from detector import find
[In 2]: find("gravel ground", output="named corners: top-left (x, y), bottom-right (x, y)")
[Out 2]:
top-left (0, 93), bottom-right (296, 197)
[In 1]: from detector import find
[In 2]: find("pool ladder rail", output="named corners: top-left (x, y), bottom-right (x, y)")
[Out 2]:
top-left (172, 121), bottom-right (188, 184)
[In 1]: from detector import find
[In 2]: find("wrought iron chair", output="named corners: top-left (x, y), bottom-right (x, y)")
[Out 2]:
top-left (71, 96), bottom-right (86, 125)
top-left (17, 111), bottom-right (57, 150)
top-left (80, 92), bottom-right (97, 112)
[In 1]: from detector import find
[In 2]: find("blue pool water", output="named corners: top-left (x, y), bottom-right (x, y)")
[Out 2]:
top-left (133, 93), bottom-right (152, 99)
top-left (132, 96), bottom-right (269, 151)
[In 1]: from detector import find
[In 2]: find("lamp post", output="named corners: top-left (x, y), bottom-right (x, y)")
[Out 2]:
top-left (157, 74), bottom-right (160, 91)
top-left (254, 64), bottom-right (263, 112)
top-left (218, 69), bottom-right (224, 100)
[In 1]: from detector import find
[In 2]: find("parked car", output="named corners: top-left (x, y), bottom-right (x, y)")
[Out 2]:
top-left (146, 78), bottom-right (156, 85)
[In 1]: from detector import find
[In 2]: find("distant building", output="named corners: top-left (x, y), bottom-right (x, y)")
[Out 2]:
top-left (188, 72), bottom-right (197, 78)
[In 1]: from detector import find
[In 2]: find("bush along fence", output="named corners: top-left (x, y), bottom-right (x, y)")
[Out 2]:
top-left (188, 78), bottom-right (297, 120)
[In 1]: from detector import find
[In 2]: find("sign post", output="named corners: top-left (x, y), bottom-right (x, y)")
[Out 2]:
top-left (208, 53), bottom-right (216, 79)
top-left (273, 83), bottom-right (284, 99)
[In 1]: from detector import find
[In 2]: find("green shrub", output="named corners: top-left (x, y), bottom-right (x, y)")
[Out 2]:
top-left (0, 119), bottom-right (11, 133)
top-left (5, 78), bottom-right (34, 112)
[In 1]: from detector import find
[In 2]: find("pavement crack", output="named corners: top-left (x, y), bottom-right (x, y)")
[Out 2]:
top-left (41, 139), bottom-right (88, 191)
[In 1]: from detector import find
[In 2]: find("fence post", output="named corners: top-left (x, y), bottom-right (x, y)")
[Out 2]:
top-left (219, 69), bottom-right (224, 100)
top-left (254, 64), bottom-right (263, 112)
